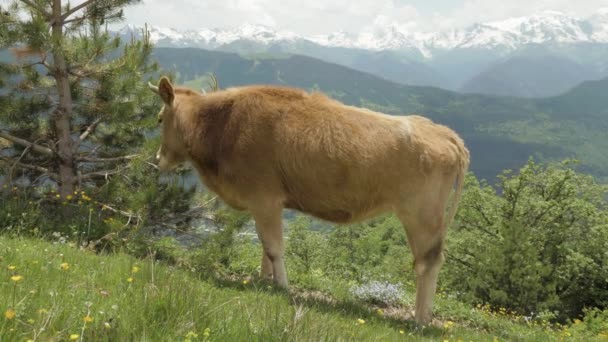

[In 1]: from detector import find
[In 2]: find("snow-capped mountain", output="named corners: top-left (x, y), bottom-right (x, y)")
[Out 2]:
top-left (119, 23), bottom-right (299, 50)
top-left (118, 9), bottom-right (608, 58)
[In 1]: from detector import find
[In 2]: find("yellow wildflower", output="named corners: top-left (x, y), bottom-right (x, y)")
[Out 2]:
top-left (38, 308), bottom-right (47, 314)
top-left (357, 318), bottom-right (365, 324)
top-left (131, 266), bottom-right (140, 273)
top-left (243, 279), bottom-right (249, 285)
top-left (376, 308), bottom-right (384, 316)
top-left (104, 322), bottom-right (111, 329)
top-left (185, 331), bottom-right (198, 338)
top-left (399, 330), bottom-right (405, 334)
top-left (66, 195), bottom-right (73, 200)
top-left (7, 265), bottom-right (16, 271)
top-left (69, 334), bottom-right (79, 341)
top-left (27, 318), bottom-right (35, 324)
top-left (60, 263), bottom-right (69, 270)
top-left (83, 315), bottom-right (93, 323)
top-left (4, 309), bottom-right (16, 320)
top-left (55, 194), bottom-right (60, 199)
top-left (127, 277), bottom-right (133, 283)
top-left (10, 275), bottom-right (23, 282)
top-left (203, 328), bottom-right (211, 337)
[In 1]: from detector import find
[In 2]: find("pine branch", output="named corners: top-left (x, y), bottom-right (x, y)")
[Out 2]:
top-left (80, 167), bottom-right (125, 180)
top-left (18, 0), bottom-right (50, 18)
top-left (63, 14), bottom-right (87, 25)
top-left (0, 130), bottom-right (54, 156)
top-left (73, 117), bottom-right (101, 152)
top-left (61, 0), bottom-right (97, 21)
top-left (78, 154), bottom-right (139, 162)
top-left (7, 145), bottom-right (31, 183)
top-left (0, 156), bottom-right (58, 179)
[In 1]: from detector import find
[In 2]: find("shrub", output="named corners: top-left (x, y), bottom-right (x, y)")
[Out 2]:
top-left (445, 159), bottom-right (608, 321)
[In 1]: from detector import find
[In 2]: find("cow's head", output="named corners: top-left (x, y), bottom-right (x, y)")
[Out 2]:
top-left (149, 76), bottom-right (187, 172)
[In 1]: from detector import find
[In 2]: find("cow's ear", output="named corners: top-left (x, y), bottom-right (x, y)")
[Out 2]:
top-left (158, 76), bottom-right (175, 105)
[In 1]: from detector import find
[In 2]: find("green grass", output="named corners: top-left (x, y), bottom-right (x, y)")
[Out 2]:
top-left (0, 236), bottom-right (599, 341)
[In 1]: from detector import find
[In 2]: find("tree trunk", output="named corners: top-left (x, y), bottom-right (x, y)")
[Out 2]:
top-left (51, 0), bottom-right (75, 197)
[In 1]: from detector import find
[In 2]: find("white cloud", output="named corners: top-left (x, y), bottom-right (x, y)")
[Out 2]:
top-left (447, 0), bottom-right (608, 27)
top-left (119, 0), bottom-right (608, 35)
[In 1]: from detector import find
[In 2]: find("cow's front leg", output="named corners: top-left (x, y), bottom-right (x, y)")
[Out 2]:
top-left (251, 203), bottom-right (288, 288)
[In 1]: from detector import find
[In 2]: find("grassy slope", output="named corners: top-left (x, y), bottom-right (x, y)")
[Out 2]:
top-left (0, 236), bottom-right (591, 341)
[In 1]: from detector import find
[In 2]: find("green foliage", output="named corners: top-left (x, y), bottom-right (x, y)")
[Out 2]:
top-left (445, 159), bottom-right (608, 321)
top-left (0, 236), bottom-right (600, 341)
top-left (323, 216), bottom-right (412, 284)
top-left (192, 208), bottom-right (251, 274)
top-left (0, 185), bottom-right (118, 243)
top-left (0, 0), bottom-right (159, 198)
top-left (572, 308), bottom-right (608, 337)
top-left (286, 216), bottom-right (327, 284)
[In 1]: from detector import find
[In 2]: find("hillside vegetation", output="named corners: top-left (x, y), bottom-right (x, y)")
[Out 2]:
top-left (0, 235), bottom-right (600, 341)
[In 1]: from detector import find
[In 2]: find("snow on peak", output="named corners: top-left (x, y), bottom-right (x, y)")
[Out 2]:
top-left (117, 9), bottom-right (608, 57)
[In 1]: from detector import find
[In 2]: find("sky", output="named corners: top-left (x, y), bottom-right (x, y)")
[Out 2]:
top-left (5, 0), bottom-right (608, 35)
top-left (119, 0), bottom-right (608, 35)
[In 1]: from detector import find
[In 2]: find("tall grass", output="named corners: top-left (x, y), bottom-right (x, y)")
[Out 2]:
top-left (0, 236), bottom-right (598, 341)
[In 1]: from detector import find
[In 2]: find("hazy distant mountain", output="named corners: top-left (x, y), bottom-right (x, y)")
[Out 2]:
top-left (460, 54), bottom-right (601, 97)
top-left (116, 10), bottom-right (608, 95)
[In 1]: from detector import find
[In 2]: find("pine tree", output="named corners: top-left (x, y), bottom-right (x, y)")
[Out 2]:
top-left (0, 0), bottom-right (157, 197)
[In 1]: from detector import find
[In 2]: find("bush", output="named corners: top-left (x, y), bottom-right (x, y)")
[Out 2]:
top-left (445, 159), bottom-right (608, 321)
top-left (0, 142), bottom-right (197, 252)
top-left (286, 216), bottom-right (327, 276)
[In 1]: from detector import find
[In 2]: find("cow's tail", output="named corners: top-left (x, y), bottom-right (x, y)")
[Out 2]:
top-left (444, 145), bottom-right (470, 232)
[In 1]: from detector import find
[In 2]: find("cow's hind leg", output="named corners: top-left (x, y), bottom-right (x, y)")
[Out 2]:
top-left (397, 173), bottom-right (454, 325)
top-left (398, 207), bottom-right (445, 326)
top-left (251, 203), bottom-right (288, 288)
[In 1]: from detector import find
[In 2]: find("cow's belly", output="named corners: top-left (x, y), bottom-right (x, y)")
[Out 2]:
top-left (283, 189), bottom-right (394, 224)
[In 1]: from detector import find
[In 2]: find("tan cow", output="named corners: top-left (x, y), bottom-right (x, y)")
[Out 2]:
top-left (149, 76), bottom-right (470, 325)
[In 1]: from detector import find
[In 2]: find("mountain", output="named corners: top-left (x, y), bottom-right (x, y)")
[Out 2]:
top-left (460, 54), bottom-right (600, 97)
top-left (151, 47), bottom-right (608, 182)
top-left (121, 11), bottom-right (608, 56)
top-left (117, 10), bottom-right (608, 96)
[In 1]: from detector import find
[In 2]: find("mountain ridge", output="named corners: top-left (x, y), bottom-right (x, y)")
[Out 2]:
top-left (119, 10), bottom-right (608, 57)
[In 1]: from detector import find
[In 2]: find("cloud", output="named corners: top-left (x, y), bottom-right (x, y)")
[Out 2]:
top-left (447, 0), bottom-right (608, 27)
top-left (120, 0), bottom-right (608, 35)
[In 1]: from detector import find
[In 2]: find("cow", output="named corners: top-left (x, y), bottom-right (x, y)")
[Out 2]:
top-left (148, 76), bottom-right (470, 325)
